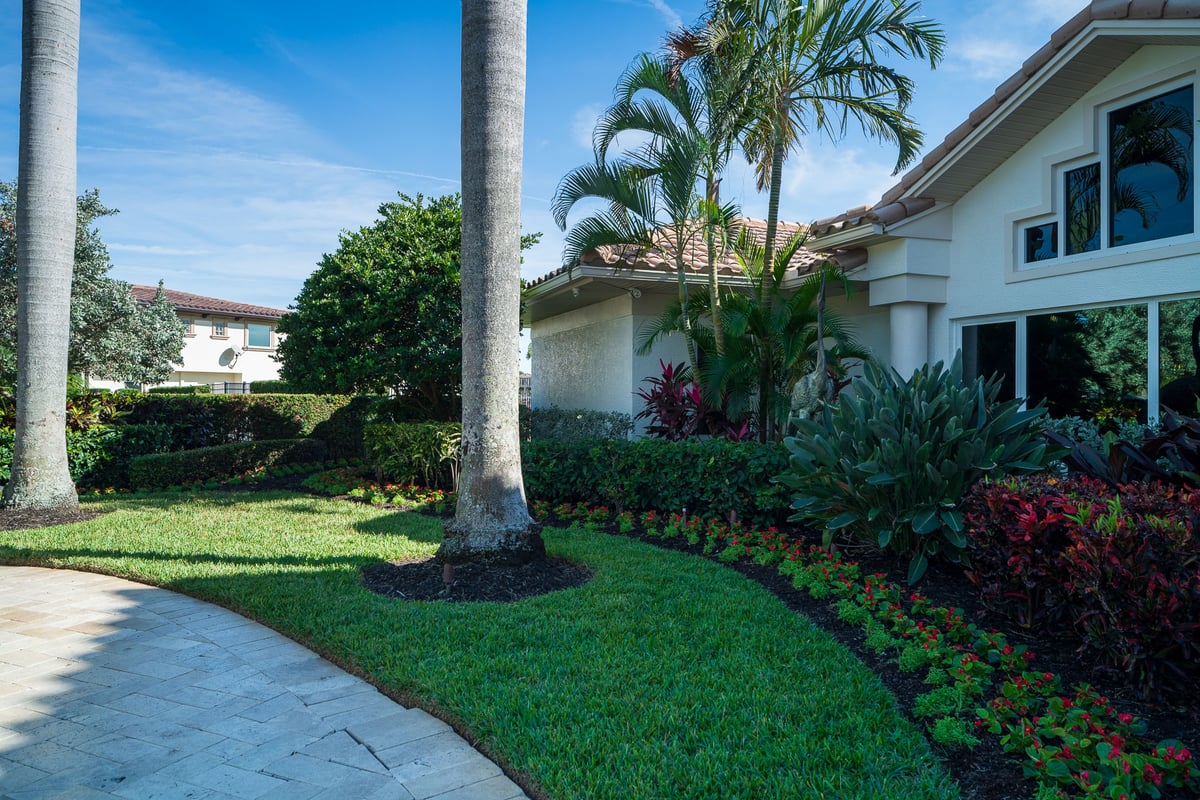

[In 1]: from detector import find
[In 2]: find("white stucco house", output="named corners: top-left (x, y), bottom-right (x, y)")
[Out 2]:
top-left (526, 1), bottom-right (1200, 424)
top-left (91, 286), bottom-right (287, 391)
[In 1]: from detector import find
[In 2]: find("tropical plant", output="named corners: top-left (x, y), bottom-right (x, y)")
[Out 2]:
top-left (440, 0), bottom-right (544, 565)
top-left (553, 51), bottom-right (742, 367)
top-left (4, 0), bottom-right (81, 510)
top-left (639, 227), bottom-right (866, 441)
top-left (705, 0), bottom-right (945, 270)
top-left (633, 360), bottom-right (749, 440)
top-left (779, 354), bottom-right (1058, 583)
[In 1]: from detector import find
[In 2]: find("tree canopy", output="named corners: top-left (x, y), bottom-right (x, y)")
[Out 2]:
top-left (0, 181), bottom-right (186, 387)
top-left (276, 192), bottom-right (537, 421)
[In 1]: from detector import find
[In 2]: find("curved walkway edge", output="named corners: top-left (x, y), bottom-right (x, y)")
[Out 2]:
top-left (0, 566), bottom-right (530, 800)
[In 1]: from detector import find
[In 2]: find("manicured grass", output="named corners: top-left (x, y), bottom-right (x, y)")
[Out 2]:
top-left (0, 491), bottom-right (958, 800)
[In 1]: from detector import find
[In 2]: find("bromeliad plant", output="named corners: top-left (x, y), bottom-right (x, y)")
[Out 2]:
top-left (780, 353), bottom-right (1059, 582)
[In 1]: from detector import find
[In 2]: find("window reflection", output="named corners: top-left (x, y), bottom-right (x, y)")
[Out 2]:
top-left (962, 321), bottom-right (1015, 402)
top-left (1159, 298), bottom-right (1200, 414)
top-left (1109, 85), bottom-right (1194, 247)
top-left (1027, 305), bottom-right (1147, 420)
top-left (1065, 163), bottom-right (1101, 255)
top-left (1024, 222), bottom-right (1058, 263)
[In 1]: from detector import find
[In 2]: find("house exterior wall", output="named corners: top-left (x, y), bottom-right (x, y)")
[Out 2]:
top-left (856, 45), bottom-right (1199, 384)
top-left (530, 291), bottom-right (690, 426)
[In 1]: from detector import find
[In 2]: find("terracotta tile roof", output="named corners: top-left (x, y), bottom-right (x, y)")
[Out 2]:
top-left (527, 217), bottom-right (862, 289)
top-left (131, 285), bottom-right (288, 320)
top-left (811, 0), bottom-right (1200, 239)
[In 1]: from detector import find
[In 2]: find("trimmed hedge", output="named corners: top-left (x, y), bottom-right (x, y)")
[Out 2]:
top-left (128, 438), bottom-right (327, 489)
top-left (125, 393), bottom-right (356, 449)
top-left (522, 406), bottom-right (633, 441)
top-left (0, 424), bottom-right (174, 489)
top-left (521, 437), bottom-right (790, 526)
top-left (311, 395), bottom-right (378, 460)
top-left (148, 384), bottom-right (212, 394)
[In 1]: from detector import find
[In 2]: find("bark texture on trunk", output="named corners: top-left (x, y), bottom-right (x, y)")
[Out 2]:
top-left (4, 0), bottom-right (80, 510)
top-left (440, 0), bottom-right (543, 564)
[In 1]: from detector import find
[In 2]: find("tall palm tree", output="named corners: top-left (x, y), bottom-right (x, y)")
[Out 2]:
top-left (554, 53), bottom-right (741, 367)
top-left (710, 0), bottom-right (944, 271)
top-left (438, 0), bottom-right (544, 564)
top-left (3, 0), bottom-right (81, 510)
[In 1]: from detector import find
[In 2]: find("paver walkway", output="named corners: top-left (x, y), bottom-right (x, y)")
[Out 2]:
top-left (0, 567), bottom-right (530, 800)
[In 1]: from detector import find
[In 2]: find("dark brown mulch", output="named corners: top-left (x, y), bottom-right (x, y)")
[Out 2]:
top-left (0, 506), bottom-right (101, 531)
top-left (361, 556), bottom-right (592, 602)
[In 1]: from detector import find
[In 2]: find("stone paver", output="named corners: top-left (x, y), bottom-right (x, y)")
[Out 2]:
top-left (0, 567), bottom-right (528, 800)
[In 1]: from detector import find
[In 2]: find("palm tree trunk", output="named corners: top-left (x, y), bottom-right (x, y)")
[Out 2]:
top-left (761, 131), bottom-right (786, 287)
top-left (3, 0), bottom-right (80, 510)
top-left (439, 0), bottom-right (543, 564)
top-left (706, 175), bottom-right (725, 357)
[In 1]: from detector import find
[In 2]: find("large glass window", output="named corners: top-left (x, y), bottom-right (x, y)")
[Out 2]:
top-left (1026, 305), bottom-right (1147, 420)
top-left (247, 323), bottom-right (272, 348)
top-left (1109, 85), bottom-right (1194, 247)
top-left (1065, 163), bottom-right (1101, 255)
top-left (1159, 298), bottom-right (1200, 414)
top-left (962, 321), bottom-right (1015, 402)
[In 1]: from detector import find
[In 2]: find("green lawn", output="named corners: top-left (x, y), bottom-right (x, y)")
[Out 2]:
top-left (0, 490), bottom-right (958, 800)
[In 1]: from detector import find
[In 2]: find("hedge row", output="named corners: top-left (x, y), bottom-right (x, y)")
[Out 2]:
top-left (0, 424), bottom-right (174, 489)
top-left (521, 437), bottom-right (790, 526)
top-left (128, 438), bottom-right (328, 489)
top-left (125, 393), bottom-right (369, 457)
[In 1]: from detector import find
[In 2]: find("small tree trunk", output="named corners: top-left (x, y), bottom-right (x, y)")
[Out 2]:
top-left (4, 0), bottom-right (80, 510)
top-left (440, 0), bottom-right (543, 565)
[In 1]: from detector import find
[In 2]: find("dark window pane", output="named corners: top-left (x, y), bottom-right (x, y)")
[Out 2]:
top-left (1027, 305), bottom-right (1147, 420)
top-left (1065, 163), bottom-right (1101, 254)
top-left (1159, 298), bottom-right (1200, 414)
top-left (1024, 222), bottom-right (1058, 263)
top-left (962, 322), bottom-right (1015, 402)
top-left (1109, 85), bottom-right (1194, 247)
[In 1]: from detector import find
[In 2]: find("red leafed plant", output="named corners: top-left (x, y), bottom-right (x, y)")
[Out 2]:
top-left (634, 361), bottom-right (750, 441)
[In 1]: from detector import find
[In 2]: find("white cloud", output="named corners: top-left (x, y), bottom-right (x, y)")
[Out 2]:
top-left (643, 0), bottom-right (684, 30)
top-left (949, 37), bottom-right (1029, 81)
top-left (571, 104), bottom-right (603, 151)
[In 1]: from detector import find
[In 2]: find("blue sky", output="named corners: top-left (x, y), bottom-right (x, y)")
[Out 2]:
top-left (1, 0), bottom-right (1086, 363)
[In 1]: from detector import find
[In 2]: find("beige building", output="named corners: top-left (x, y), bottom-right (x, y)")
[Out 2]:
top-left (92, 286), bottom-right (288, 391)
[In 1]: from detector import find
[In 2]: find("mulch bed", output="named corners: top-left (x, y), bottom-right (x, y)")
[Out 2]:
top-left (361, 556), bottom-right (591, 602)
top-left (0, 506), bottom-right (101, 531)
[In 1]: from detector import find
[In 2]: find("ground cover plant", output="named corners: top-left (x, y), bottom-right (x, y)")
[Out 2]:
top-left (0, 491), bottom-right (956, 800)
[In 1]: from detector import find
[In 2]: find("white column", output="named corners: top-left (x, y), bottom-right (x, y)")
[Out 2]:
top-left (889, 302), bottom-right (929, 378)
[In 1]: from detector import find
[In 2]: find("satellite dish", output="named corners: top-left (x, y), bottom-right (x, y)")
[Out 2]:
top-left (218, 346), bottom-right (242, 368)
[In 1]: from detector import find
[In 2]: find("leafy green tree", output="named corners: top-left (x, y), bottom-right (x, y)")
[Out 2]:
top-left (0, 182), bottom-right (186, 387)
top-left (276, 192), bottom-right (537, 422)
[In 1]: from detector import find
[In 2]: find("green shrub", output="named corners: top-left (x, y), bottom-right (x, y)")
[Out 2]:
top-left (779, 355), bottom-right (1058, 583)
top-left (0, 424), bottom-right (174, 489)
top-left (125, 393), bottom-right (354, 446)
top-left (128, 438), bottom-right (327, 489)
top-left (523, 405), bottom-right (633, 441)
top-left (364, 422), bottom-right (461, 490)
top-left (311, 395), bottom-right (379, 460)
top-left (148, 384), bottom-right (212, 394)
top-left (521, 437), bottom-right (790, 526)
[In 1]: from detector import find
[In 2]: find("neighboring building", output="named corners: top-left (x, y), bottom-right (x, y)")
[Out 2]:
top-left (519, 372), bottom-right (532, 408)
top-left (92, 286), bottom-right (288, 391)
top-left (526, 3), bottom-right (1200, 424)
